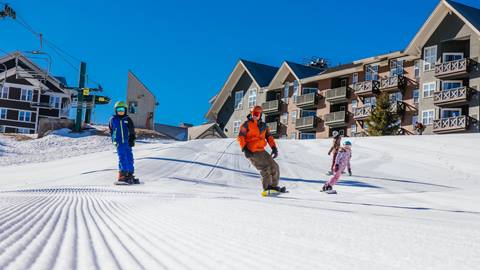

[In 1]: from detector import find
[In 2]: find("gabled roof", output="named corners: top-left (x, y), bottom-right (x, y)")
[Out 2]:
top-left (127, 70), bottom-right (156, 101)
top-left (188, 123), bottom-right (226, 140)
top-left (268, 61), bottom-right (325, 89)
top-left (240, 60), bottom-right (278, 88)
top-left (446, 0), bottom-right (480, 32)
top-left (205, 59), bottom-right (278, 120)
top-left (285, 61), bottom-right (325, 79)
top-left (406, 0), bottom-right (480, 55)
top-left (0, 51), bottom-right (68, 93)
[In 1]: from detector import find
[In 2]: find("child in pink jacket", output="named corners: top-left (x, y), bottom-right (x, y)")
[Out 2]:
top-left (322, 141), bottom-right (352, 191)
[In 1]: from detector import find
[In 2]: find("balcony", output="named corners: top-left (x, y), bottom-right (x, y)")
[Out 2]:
top-left (266, 122), bottom-right (279, 134)
top-left (435, 58), bottom-right (470, 79)
top-left (433, 87), bottom-right (470, 107)
top-left (294, 92), bottom-right (319, 109)
top-left (325, 86), bottom-right (348, 104)
top-left (295, 116), bottom-right (318, 131)
top-left (379, 75), bottom-right (407, 92)
top-left (353, 80), bottom-right (379, 97)
top-left (433, 115), bottom-right (471, 133)
top-left (262, 100), bottom-right (282, 114)
top-left (353, 105), bottom-right (373, 120)
top-left (324, 111), bottom-right (347, 128)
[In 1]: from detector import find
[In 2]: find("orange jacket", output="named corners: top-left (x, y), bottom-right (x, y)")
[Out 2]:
top-left (237, 118), bottom-right (276, 152)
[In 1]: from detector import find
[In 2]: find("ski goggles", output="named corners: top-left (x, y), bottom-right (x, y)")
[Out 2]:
top-left (252, 111), bottom-right (262, 117)
top-left (116, 107), bottom-right (126, 113)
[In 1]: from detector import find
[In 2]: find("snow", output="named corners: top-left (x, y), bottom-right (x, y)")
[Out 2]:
top-left (0, 134), bottom-right (479, 269)
top-left (0, 129), bottom-right (113, 166)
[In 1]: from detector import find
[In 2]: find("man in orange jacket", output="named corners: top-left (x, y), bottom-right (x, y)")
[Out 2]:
top-left (238, 105), bottom-right (285, 193)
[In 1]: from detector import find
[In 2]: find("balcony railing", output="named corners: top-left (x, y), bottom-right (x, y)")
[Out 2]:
top-left (433, 115), bottom-right (470, 133)
top-left (353, 80), bottom-right (379, 96)
top-left (353, 105), bottom-right (373, 120)
top-left (435, 58), bottom-right (470, 78)
top-left (391, 101), bottom-right (406, 115)
top-left (30, 102), bottom-right (52, 108)
top-left (266, 122), bottom-right (279, 134)
top-left (433, 86), bottom-right (469, 107)
top-left (325, 86), bottom-right (348, 104)
top-left (379, 75), bottom-right (406, 92)
top-left (294, 92), bottom-right (319, 108)
top-left (262, 100), bottom-right (282, 114)
top-left (295, 116), bottom-right (317, 130)
top-left (324, 111), bottom-right (347, 127)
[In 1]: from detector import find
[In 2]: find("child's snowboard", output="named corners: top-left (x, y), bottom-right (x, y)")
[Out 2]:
top-left (114, 178), bottom-right (142, 186)
top-left (320, 189), bottom-right (337, 194)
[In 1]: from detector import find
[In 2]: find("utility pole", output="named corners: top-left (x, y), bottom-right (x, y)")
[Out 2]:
top-left (74, 62), bottom-right (87, 132)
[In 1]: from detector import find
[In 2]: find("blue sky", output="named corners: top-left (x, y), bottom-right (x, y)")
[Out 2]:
top-left (1, 0), bottom-right (479, 126)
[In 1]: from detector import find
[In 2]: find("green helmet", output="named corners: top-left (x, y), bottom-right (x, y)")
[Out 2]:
top-left (114, 101), bottom-right (127, 109)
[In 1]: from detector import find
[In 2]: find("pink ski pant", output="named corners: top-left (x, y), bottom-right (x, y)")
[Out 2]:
top-left (327, 163), bottom-right (347, 186)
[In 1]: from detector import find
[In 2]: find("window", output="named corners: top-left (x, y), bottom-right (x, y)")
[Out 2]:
top-left (390, 59), bottom-right (404, 76)
top-left (17, 128), bottom-right (31, 134)
top-left (291, 110), bottom-right (297, 124)
top-left (20, 89), bottom-right (33, 102)
top-left (280, 112), bottom-right (288, 124)
top-left (233, 121), bottom-right (241, 135)
top-left (412, 115), bottom-right (418, 128)
top-left (248, 88), bottom-right (257, 108)
top-left (413, 89), bottom-right (419, 104)
top-left (389, 92), bottom-right (403, 102)
top-left (129, 101), bottom-right (137, 114)
top-left (351, 124), bottom-right (357, 133)
top-left (441, 108), bottom-right (461, 119)
top-left (283, 83), bottom-right (289, 103)
top-left (1, 86), bottom-right (8, 99)
top-left (19, 111), bottom-right (32, 122)
top-left (0, 125), bottom-right (4, 133)
top-left (364, 96), bottom-right (376, 106)
top-left (290, 132), bottom-right (296, 140)
top-left (234, 91), bottom-right (243, 110)
top-left (414, 60), bottom-right (420, 79)
top-left (301, 110), bottom-right (316, 118)
top-left (351, 100), bottom-right (357, 108)
top-left (422, 110), bottom-right (434, 125)
top-left (0, 108), bottom-right (6, 119)
top-left (365, 64), bottom-right (379, 81)
top-left (300, 133), bottom-right (315, 140)
top-left (302, 87), bottom-right (317, 94)
top-left (443, 53), bottom-right (463, 63)
top-left (424, 46), bottom-right (437, 71)
top-left (442, 81), bottom-right (462, 90)
top-left (423, 82), bottom-right (436, 98)
top-left (49, 96), bottom-right (61, 109)
top-left (352, 73), bottom-right (358, 84)
top-left (293, 81), bottom-right (299, 102)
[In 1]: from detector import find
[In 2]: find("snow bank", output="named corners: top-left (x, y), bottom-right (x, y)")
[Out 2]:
top-left (0, 129), bottom-right (112, 166)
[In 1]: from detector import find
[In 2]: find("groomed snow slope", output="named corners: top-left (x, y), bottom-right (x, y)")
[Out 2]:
top-left (0, 134), bottom-right (479, 270)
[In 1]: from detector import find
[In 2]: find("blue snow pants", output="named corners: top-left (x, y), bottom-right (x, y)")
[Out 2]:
top-left (117, 143), bottom-right (134, 173)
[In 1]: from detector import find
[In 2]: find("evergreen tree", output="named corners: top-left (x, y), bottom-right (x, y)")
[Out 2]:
top-left (366, 93), bottom-right (400, 136)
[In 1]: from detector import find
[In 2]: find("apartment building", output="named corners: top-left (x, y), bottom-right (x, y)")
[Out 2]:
top-left (0, 52), bottom-right (72, 134)
top-left (207, 0), bottom-right (480, 139)
top-left (205, 59), bottom-right (278, 138)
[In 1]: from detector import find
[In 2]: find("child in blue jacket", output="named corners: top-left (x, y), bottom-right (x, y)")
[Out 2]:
top-left (109, 101), bottom-right (138, 184)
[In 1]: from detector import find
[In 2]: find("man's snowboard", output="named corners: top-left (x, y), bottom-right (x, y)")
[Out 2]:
top-left (261, 187), bottom-right (288, 197)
